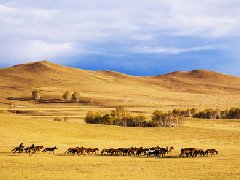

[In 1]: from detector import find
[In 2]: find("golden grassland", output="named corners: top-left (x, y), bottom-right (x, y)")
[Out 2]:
top-left (0, 61), bottom-right (240, 179)
top-left (0, 111), bottom-right (240, 180)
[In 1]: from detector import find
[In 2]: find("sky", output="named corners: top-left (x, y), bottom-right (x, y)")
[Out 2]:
top-left (0, 0), bottom-right (240, 76)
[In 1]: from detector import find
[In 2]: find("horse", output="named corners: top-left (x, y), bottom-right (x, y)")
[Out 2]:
top-left (146, 148), bottom-right (156, 157)
top-left (27, 146), bottom-right (37, 156)
top-left (85, 148), bottom-right (99, 155)
top-left (128, 147), bottom-right (137, 156)
top-left (193, 149), bottom-right (205, 157)
top-left (205, 149), bottom-right (218, 156)
top-left (12, 146), bottom-right (24, 154)
top-left (34, 146), bottom-right (44, 152)
top-left (101, 148), bottom-right (113, 155)
top-left (179, 148), bottom-right (196, 157)
top-left (42, 146), bottom-right (58, 154)
top-left (158, 147), bottom-right (174, 157)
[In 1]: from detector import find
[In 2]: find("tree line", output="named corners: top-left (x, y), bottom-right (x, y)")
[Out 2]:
top-left (84, 107), bottom-right (183, 127)
top-left (166, 108), bottom-right (240, 119)
top-left (84, 107), bottom-right (240, 128)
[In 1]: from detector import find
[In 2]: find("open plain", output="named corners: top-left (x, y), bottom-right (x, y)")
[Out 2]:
top-left (0, 61), bottom-right (240, 179)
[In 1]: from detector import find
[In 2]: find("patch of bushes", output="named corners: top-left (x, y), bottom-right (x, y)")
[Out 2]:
top-left (53, 117), bottom-right (62, 121)
top-left (84, 107), bottom-right (240, 127)
top-left (84, 107), bottom-right (183, 127)
top-left (62, 91), bottom-right (80, 102)
top-left (151, 110), bottom-right (183, 127)
top-left (170, 108), bottom-right (240, 119)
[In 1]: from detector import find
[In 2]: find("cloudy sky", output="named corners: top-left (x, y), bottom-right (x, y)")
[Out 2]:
top-left (0, 0), bottom-right (240, 75)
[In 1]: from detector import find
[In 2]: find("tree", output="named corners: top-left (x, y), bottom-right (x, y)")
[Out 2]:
top-left (72, 92), bottom-right (80, 102)
top-left (84, 111), bottom-right (103, 124)
top-left (151, 110), bottom-right (182, 127)
top-left (32, 90), bottom-right (40, 101)
top-left (62, 91), bottom-right (71, 101)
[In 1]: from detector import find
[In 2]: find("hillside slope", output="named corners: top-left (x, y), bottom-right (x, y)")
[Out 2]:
top-left (0, 60), bottom-right (240, 109)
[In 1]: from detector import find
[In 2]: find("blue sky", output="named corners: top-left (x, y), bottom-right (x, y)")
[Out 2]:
top-left (0, 0), bottom-right (240, 76)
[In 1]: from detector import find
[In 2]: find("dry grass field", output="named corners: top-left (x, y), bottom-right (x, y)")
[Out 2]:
top-left (0, 61), bottom-right (240, 179)
top-left (0, 111), bottom-right (240, 180)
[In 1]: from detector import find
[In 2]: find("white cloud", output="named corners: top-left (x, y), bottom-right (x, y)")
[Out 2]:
top-left (19, 40), bottom-right (74, 59)
top-left (132, 45), bottom-right (221, 55)
top-left (0, 0), bottom-right (240, 64)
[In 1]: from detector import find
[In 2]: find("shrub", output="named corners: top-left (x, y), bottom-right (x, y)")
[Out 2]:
top-left (151, 110), bottom-right (183, 127)
top-left (84, 107), bottom-right (182, 127)
top-left (84, 111), bottom-right (104, 124)
top-left (32, 90), bottom-right (41, 100)
top-left (227, 108), bottom-right (240, 119)
top-left (53, 117), bottom-right (62, 121)
top-left (192, 108), bottom-right (240, 119)
top-left (63, 91), bottom-right (72, 101)
top-left (72, 92), bottom-right (80, 102)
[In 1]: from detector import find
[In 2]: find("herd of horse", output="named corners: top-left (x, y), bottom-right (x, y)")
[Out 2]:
top-left (11, 143), bottom-right (218, 158)
top-left (12, 143), bottom-right (57, 156)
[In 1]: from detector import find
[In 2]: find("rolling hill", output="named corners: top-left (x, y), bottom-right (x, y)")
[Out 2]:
top-left (0, 60), bottom-right (240, 109)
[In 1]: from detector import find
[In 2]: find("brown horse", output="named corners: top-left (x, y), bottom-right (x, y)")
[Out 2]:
top-left (193, 149), bottom-right (205, 157)
top-left (85, 148), bottom-right (99, 155)
top-left (205, 149), bottom-right (218, 156)
top-left (179, 148), bottom-right (196, 157)
top-left (128, 147), bottom-right (138, 156)
top-left (28, 146), bottom-right (37, 156)
top-left (34, 146), bottom-right (44, 152)
top-left (12, 146), bottom-right (24, 154)
top-left (136, 147), bottom-right (144, 156)
top-left (65, 148), bottom-right (74, 154)
top-left (159, 147), bottom-right (174, 157)
top-left (65, 147), bottom-right (80, 155)
top-left (42, 146), bottom-right (58, 154)
top-left (101, 148), bottom-right (113, 155)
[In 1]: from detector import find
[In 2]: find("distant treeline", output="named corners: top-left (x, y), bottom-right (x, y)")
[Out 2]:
top-left (165, 108), bottom-right (240, 119)
top-left (84, 107), bottom-right (240, 128)
top-left (84, 107), bottom-right (183, 127)
top-left (193, 108), bottom-right (240, 119)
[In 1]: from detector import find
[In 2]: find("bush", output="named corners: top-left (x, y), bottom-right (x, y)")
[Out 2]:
top-left (192, 108), bottom-right (240, 119)
top-left (84, 107), bottom-right (182, 127)
top-left (63, 91), bottom-right (72, 101)
top-left (32, 90), bottom-right (41, 101)
top-left (72, 92), bottom-right (80, 102)
top-left (151, 110), bottom-right (183, 127)
top-left (227, 108), bottom-right (240, 119)
top-left (53, 117), bottom-right (62, 121)
top-left (84, 111), bottom-right (104, 124)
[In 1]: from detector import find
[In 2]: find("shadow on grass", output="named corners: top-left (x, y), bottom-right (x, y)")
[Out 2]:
top-left (7, 97), bottom-right (32, 101)
top-left (0, 151), bottom-right (214, 159)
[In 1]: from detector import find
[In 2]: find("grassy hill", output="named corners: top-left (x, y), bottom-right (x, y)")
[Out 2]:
top-left (0, 60), bottom-right (239, 110)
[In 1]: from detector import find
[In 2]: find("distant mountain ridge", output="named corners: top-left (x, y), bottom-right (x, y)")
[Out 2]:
top-left (0, 60), bottom-right (239, 108)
